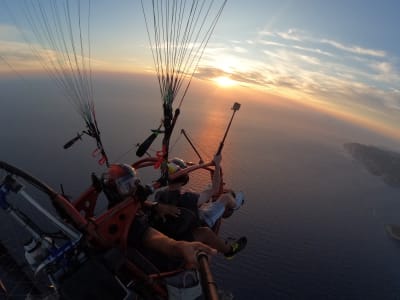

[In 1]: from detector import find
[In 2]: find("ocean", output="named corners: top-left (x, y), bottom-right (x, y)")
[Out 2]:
top-left (2, 74), bottom-right (400, 299)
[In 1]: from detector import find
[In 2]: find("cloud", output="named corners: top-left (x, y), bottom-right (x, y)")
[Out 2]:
top-left (258, 30), bottom-right (275, 37)
top-left (381, 90), bottom-right (400, 111)
top-left (0, 24), bottom-right (19, 39)
top-left (211, 28), bottom-right (398, 94)
top-left (261, 28), bottom-right (308, 42)
top-left (276, 28), bottom-right (306, 42)
top-left (320, 39), bottom-right (386, 58)
top-left (368, 61), bottom-right (400, 83)
top-left (195, 66), bottom-right (272, 88)
top-left (199, 31), bottom-right (400, 134)
top-left (0, 39), bottom-right (114, 74)
top-left (292, 46), bottom-right (334, 57)
top-left (232, 46), bottom-right (248, 54)
top-left (258, 28), bottom-right (387, 59)
top-left (259, 40), bottom-right (287, 47)
top-left (0, 40), bottom-right (40, 70)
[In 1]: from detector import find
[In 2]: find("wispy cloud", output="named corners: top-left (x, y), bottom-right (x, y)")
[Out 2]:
top-left (0, 39), bottom-right (115, 73)
top-left (260, 28), bottom-right (307, 42)
top-left (232, 46), bottom-right (248, 54)
top-left (369, 61), bottom-right (400, 82)
top-left (199, 28), bottom-right (400, 136)
top-left (0, 24), bottom-right (19, 39)
top-left (292, 45), bottom-right (334, 57)
top-left (320, 39), bottom-right (386, 57)
top-left (0, 40), bottom-right (40, 70)
top-left (259, 28), bottom-right (387, 59)
top-left (276, 29), bottom-right (306, 42)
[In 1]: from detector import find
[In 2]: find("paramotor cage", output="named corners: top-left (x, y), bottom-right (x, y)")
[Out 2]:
top-left (0, 158), bottom-right (222, 299)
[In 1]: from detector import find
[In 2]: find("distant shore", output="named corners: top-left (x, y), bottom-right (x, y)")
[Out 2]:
top-left (344, 142), bottom-right (400, 188)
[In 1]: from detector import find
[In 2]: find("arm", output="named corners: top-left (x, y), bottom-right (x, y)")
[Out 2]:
top-left (197, 154), bottom-right (222, 205)
top-left (142, 227), bottom-right (217, 269)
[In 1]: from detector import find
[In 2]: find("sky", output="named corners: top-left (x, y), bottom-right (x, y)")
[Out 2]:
top-left (0, 0), bottom-right (400, 141)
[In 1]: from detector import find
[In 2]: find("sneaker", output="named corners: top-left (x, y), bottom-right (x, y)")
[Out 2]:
top-left (233, 191), bottom-right (245, 210)
top-left (224, 236), bottom-right (247, 259)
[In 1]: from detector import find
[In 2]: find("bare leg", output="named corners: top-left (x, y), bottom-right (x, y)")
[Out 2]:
top-left (217, 193), bottom-right (236, 210)
top-left (216, 193), bottom-right (236, 218)
top-left (192, 227), bottom-right (230, 254)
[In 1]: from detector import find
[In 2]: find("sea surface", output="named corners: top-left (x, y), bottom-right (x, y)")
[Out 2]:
top-left (2, 74), bottom-right (400, 299)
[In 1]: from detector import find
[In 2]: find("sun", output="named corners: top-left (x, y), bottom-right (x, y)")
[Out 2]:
top-left (213, 76), bottom-right (237, 88)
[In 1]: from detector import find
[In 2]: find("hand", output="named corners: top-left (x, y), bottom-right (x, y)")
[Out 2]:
top-left (176, 241), bottom-right (217, 269)
top-left (213, 154), bottom-right (222, 167)
top-left (156, 203), bottom-right (181, 222)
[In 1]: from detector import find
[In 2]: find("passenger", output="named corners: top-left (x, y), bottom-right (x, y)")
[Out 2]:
top-left (102, 163), bottom-right (216, 270)
top-left (149, 154), bottom-right (247, 259)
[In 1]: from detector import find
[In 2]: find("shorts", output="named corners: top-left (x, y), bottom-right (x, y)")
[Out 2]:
top-left (198, 201), bottom-right (225, 228)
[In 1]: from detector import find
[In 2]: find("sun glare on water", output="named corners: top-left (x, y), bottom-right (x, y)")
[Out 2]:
top-left (213, 76), bottom-right (237, 88)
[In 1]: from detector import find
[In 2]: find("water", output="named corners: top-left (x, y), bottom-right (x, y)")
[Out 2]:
top-left (2, 74), bottom-right (400, 299)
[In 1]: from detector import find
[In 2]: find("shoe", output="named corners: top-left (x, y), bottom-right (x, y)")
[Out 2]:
top-left (224, 236), bottom-right (247, 259)
top-left (233, 191), bottom-right (245, 210)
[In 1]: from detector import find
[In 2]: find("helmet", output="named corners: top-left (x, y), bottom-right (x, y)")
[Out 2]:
top-left (105, 164), bottom-right (140, 197)
top-left (168, 158), bottom-right (187, 174)
top-left (167, 158), bottom-right (189, 185)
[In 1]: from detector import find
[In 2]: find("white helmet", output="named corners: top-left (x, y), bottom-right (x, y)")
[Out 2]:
top-left (168, 157), bottom-right (187, 173)
top-left (167, 158), bottom-right (189, 185)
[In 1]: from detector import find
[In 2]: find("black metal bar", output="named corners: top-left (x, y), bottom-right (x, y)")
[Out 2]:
top-left (216, 102), bottom-right (241, 155)
top-left (181, 129), bottom-right (204, 163)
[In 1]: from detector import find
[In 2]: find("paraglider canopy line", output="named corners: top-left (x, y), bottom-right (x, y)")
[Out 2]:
top-left (141, 0), bottom-right (227, 177)
top-left (4, 0), bottom-right (109, 166)
top-left (141, 0), bottom-right (228, 109)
